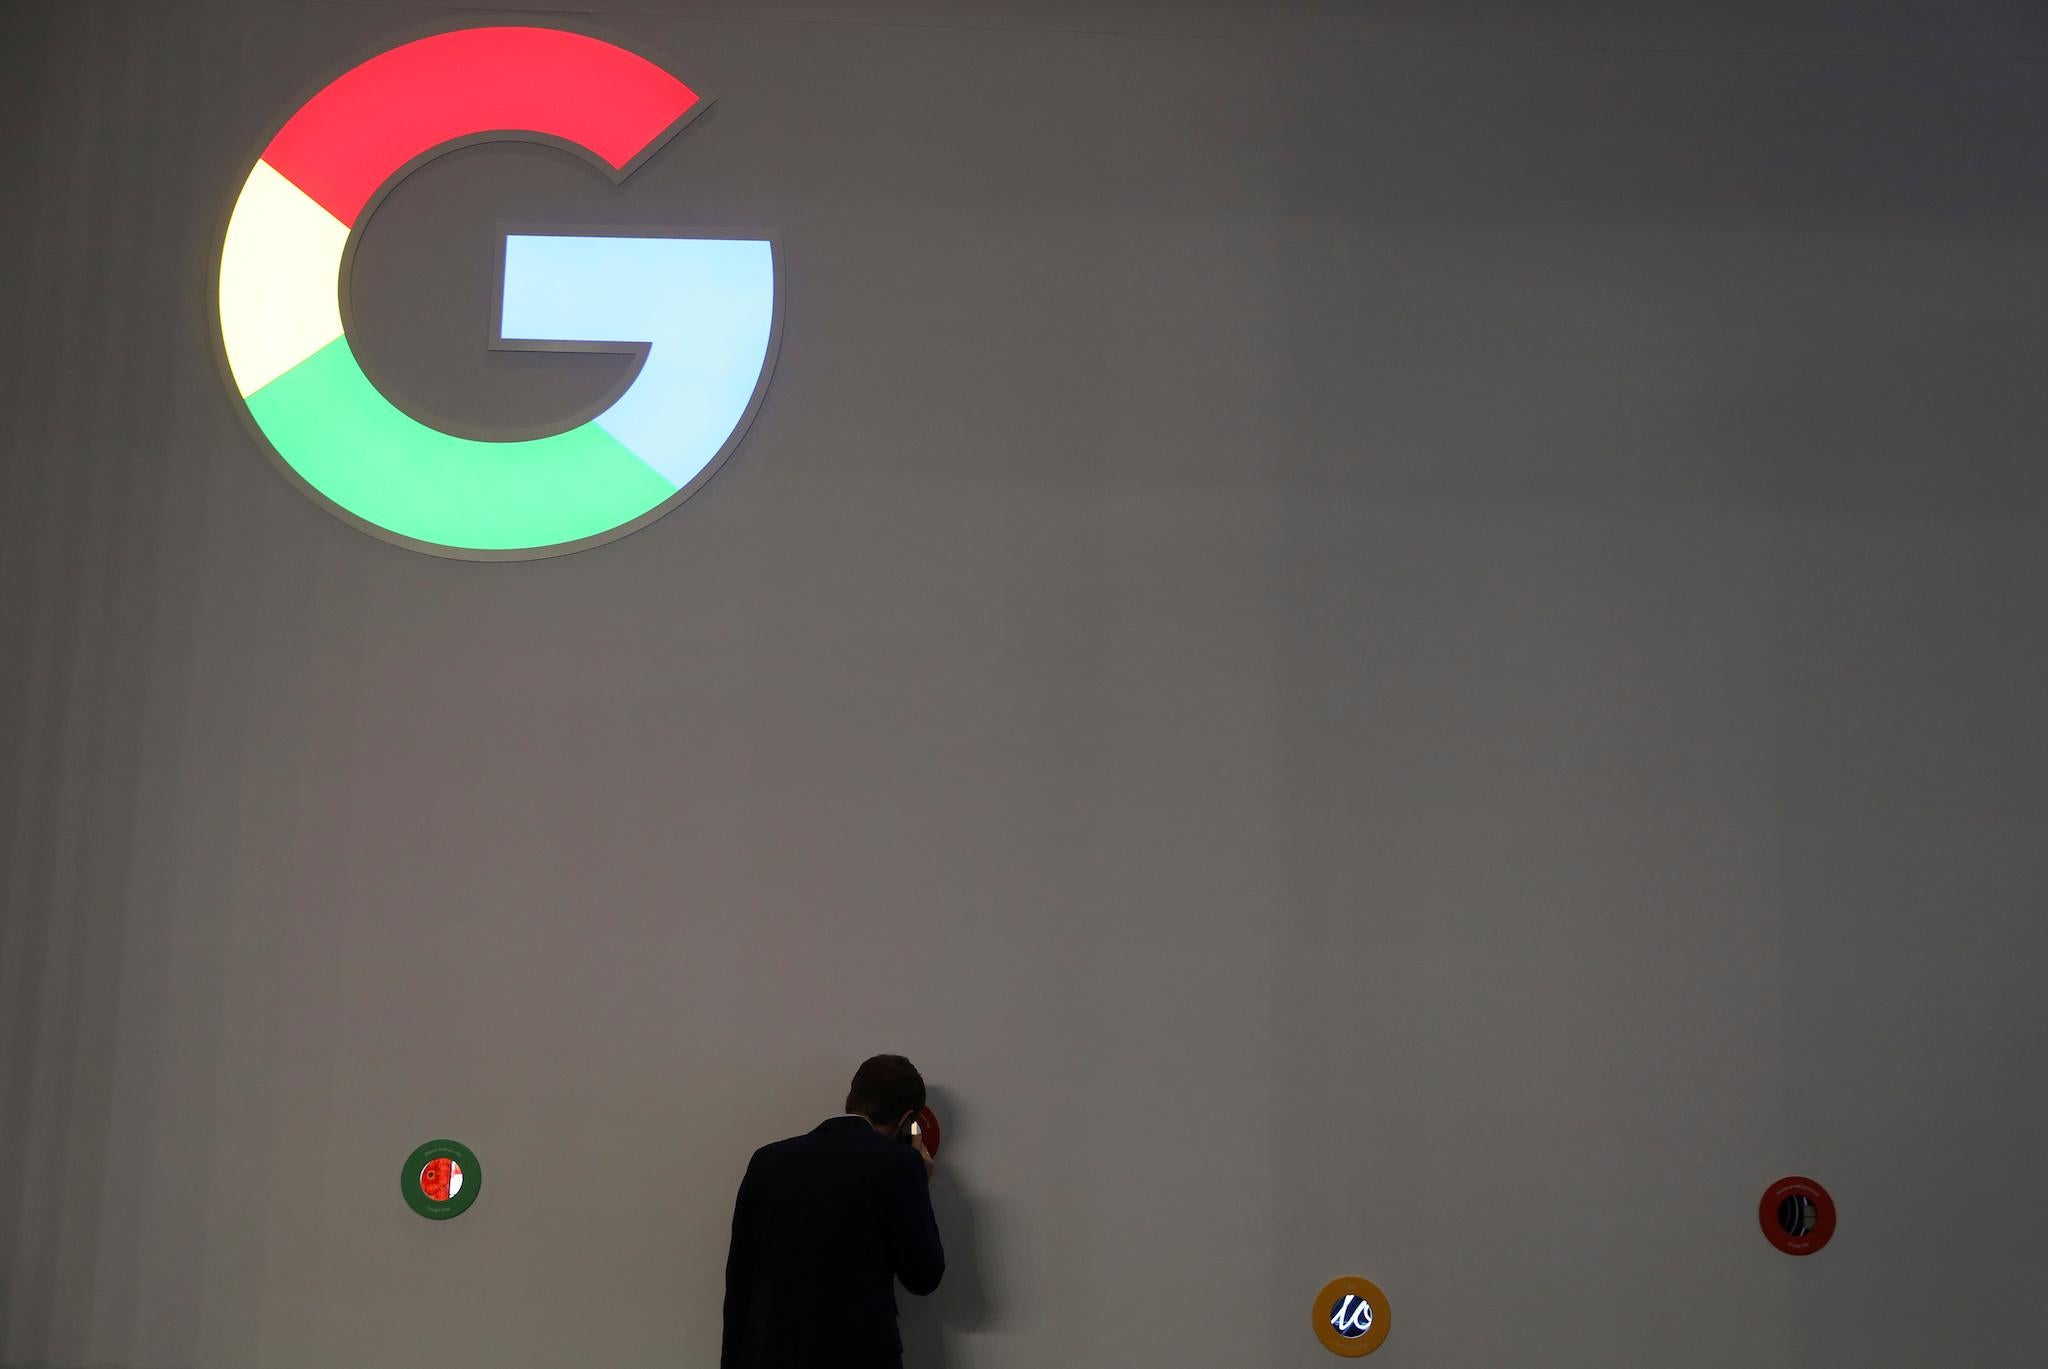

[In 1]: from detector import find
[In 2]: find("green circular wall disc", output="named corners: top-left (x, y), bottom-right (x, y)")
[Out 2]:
top-left (401, 1138), bottom-right (482, 1220)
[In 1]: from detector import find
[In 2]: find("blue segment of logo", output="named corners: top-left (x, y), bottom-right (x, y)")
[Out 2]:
top-left (498, 234), bottom-right (775, 488)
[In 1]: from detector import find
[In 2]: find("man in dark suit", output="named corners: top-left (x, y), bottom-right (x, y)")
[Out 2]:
top-left (722, 1055), bottom-right (945, 1369)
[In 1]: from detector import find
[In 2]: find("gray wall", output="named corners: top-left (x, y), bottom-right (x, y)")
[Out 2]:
top-left (4, 1), bottom-right (2046, 1365)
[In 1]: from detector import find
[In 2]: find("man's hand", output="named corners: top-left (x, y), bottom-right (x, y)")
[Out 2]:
top-left (911, 1129), bottom-right (935, 1180)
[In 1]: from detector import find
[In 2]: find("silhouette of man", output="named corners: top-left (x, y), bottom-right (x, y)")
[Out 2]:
top-left (721, 1055), bottom-right (944, 1368)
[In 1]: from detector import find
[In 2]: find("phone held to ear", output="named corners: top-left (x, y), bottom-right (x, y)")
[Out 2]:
top-left (901, 1106), bottom-right (941, 1158)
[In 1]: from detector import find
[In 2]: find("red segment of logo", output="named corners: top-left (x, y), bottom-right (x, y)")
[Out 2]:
top-left (420, 1157), bottom-right (454, 1203)
top-left (1759, 1175), bottom-right (1836, 1256)
top-left (260, 26), bottom-right (701, 227)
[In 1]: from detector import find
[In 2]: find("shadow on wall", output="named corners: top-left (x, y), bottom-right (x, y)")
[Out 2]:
top-left (898, 1086), bottom-right (999, 1368)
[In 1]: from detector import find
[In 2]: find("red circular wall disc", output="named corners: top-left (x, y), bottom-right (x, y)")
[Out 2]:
top-left (1759, 1176), bottom-right (1836, 1256)
top-left (913, 1105), bottom-right (942, 1160)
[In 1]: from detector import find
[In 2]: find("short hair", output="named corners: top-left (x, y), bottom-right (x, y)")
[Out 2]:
top-left (845, 1054), bottom-right (925, 1125)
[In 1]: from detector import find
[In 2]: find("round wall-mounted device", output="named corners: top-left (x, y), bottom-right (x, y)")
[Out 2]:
top-left (1312, 1275), bottom-right (1392, 1356)
top-left (402, 1138), bottom-right (482, 1220)
top-left (1759, 1175), bottom-right (1835, 1256)
top-left (910, 1105), bottom-right (942, 1160)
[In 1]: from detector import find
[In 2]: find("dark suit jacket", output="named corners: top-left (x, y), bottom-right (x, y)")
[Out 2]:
top-left (722, 1115), bottom-right (945, 1369)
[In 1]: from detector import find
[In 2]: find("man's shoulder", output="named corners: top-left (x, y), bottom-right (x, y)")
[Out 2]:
top-left (752, 1120), bottom-right (868, 1155)
top-left (753, 1131), bottom-right (809, 1158)
top-left (747, 1132), bottom-right (811, 1170)
top-left (750, 1120), bottom-right (909, 1171)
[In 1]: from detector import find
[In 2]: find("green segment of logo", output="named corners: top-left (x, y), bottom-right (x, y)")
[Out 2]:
top-left (247, 338), bottom-right (675, 551)
top-left (401, 1137), bottom-right (483, 1221)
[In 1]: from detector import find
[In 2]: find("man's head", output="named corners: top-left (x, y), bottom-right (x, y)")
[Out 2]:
top-left (845, 1054), bottom-right (926, 1134)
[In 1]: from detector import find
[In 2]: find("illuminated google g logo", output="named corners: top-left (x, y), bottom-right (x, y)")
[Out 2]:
top-left (216, 27), bottom-right (779, 558)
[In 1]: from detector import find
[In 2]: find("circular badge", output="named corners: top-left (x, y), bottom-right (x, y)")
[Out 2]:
top-left (402, 1138), bottom-right (482, 1220)
top-left (215, 25), bottom-right (781, 559)
top-left (1312, 1276), bottom-right (1392, 1357)
top-left (1759, 1176), bottom-right (1835, 1256)
top-left (911, 1105), bottom-right (943, 1160)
